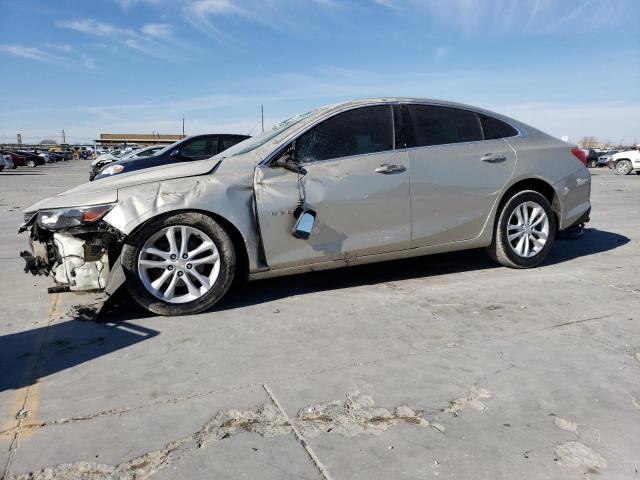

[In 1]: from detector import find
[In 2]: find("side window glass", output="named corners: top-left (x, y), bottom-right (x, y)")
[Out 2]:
top-left (220, 136), bottom-right (242, 151)
top-left (406, 105), bottom-right (483, 147)
top-left (479, 115), bottom-right (518, 140)
top-left (180, 139), bottom-right (209, 158)
top-left (296, 105), bottom-right (393, 163)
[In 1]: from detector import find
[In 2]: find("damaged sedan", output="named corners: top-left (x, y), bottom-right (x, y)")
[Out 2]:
top-left (20, 98), bottom-right (591, 316)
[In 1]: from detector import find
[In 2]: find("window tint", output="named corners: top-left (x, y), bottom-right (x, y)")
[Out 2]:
top-left (220, 136), bottom-right (245, 151)
top-left (479, 114), bottom-right (518, 140)
top-left (180, 138), bottom-right (214, 158)
top-left (406, 105), bottom-right (482, 147)
top-left (296, 105), bottom-right (393, 163)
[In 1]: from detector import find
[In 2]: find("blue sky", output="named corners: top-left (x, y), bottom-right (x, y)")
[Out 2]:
top-left (0, 0), bottom-right (638, 145)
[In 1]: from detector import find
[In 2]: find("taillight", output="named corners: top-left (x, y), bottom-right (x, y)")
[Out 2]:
top-left (571, 148), bottom-right (587, 166)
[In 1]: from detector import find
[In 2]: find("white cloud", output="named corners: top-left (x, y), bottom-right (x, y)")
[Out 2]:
top-left (57, 18), bottom-right (183, 61)
top-left (141, 23), bottom-right (173, 38)
top-left (57, 18), bottom-right (128, 36)
top-left (117, 0), bottom-right (162, 9)
top-left (0, 45), bottom-right (65, 64)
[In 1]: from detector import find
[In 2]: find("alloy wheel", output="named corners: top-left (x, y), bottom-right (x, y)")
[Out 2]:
top-left (507, 201), bottom-right (549, 258)
top-left (617, 161), bottom-right (631, 175)
top-left (138, 225), bottom-right (221, 304)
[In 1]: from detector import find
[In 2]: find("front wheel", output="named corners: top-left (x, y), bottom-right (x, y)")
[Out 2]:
top-left (588, 159), bottom-right (597, 168)
top-left (26, 160), bottom-right (36, 168)
top-left (487, 190), bottom-right (556, 268)
top-left (615, 160), bottom-right (632, 175)
top-left (121, 212), bottom-right (236, 316)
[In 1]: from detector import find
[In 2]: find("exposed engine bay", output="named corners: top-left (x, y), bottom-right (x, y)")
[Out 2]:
top-left (20, 218), bottom-right (123, 293)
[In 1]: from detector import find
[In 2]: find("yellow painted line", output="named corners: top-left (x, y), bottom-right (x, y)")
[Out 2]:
top-left (2, 294), bottom-right (60, 477)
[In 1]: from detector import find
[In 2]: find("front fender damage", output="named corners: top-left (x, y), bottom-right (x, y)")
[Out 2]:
top-left (21, 221), bottom-right (125, 294)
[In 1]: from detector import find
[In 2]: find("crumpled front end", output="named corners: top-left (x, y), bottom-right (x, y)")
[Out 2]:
top-left (20, 211), bottom-right (124, 293)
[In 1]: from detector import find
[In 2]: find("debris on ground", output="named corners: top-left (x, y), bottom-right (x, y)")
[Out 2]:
top-left (445, 387), bottom-right (492, 416)
top-left (554, 441), bottom-right (607, 470)
top-left (552, 416), bottom-right (579, 436)
top-left (296, 391), bottom-right (429, 438)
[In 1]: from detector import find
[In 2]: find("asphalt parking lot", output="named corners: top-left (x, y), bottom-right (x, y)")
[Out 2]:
top-left (1, 161), bottom-right (639, 479)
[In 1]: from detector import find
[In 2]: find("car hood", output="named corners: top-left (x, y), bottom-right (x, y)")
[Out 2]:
top-left (25, 156), bottom-right (225, 213)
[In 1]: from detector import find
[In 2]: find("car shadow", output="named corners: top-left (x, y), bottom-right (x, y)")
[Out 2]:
top-left (99, 228), bottom-right (629, 317)
top-left (216, 228), bottom-right (629, 311)
top-left (0, 318), bottom-right (159, 393)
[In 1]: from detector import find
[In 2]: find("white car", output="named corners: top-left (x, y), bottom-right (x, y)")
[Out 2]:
top-left (608, 149), bottom-right (640, 175)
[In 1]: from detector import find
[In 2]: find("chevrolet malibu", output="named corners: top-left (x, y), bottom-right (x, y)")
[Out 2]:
top-left (20, 98), bottom-right (591, 316)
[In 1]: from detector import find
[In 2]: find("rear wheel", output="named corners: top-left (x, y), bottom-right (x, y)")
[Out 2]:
top-left (588, 159), bottom-right (597, 168)
top-left (487, 190), bottom-right (556, 268)
top-left (615, 159), bottom-right (632, 175)
top-left (26, 159), bottom-right (36, 168)
top-left (121, 212), bottom-right (236, 316)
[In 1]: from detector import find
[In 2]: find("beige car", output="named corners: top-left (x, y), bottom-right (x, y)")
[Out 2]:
top-left (21, 98), bottom-right (591, 316)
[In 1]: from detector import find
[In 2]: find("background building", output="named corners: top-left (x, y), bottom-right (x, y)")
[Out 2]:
top-left (94, 133), bottom-right (183, 149)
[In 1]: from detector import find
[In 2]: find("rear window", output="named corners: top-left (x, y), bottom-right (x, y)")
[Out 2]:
top-left (406, 105), bottom-right (483, 147)
top-left (479, 114), bottom-right (518, 140)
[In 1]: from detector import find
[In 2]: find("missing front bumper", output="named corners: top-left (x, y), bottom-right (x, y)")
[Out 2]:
top-left (22, 229), bottom-right (115, 293)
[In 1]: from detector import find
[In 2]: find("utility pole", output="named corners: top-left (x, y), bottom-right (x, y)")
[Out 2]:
top-left (261, 104), bottom-right (264, 133)
top-left (182, 118), bottom-right (185, 138)
top-left (62, 129), bottom-right (66, 144)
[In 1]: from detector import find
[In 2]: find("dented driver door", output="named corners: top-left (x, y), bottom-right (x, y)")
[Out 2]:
top-left (254, 150), bottom-right (412, 270)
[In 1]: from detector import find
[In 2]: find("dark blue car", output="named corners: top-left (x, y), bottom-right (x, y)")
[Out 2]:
top-left (95, 133), bottom-right (250, 180)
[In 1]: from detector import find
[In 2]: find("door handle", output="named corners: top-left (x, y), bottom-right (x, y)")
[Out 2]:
top-left (375, 164), bottom-right (406, 174)
top-left (481, 153), bottom-right (507, 163)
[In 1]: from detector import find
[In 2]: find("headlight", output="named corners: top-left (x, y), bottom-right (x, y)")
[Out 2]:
top-left (100, 164), bottom-right (124, 176)
top-left (36, 203), bottom-right (115, 230)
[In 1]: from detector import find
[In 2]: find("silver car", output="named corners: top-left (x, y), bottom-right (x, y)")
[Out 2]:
top-left (20, 98), bottom-right (591, 316)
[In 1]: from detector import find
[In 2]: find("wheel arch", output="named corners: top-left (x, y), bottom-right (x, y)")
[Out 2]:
top-left (494, 177), bottom-right (560, 234)
top-left (127, 208), bottom-right (250, 282)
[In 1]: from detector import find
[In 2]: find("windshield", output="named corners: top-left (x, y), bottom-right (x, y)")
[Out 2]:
top-left (152, 140), bottom-right (181, 156)
top-left (219, 109), bottom-right (319, 158)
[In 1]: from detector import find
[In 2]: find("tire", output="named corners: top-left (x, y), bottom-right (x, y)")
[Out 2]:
top-left (487, 190), bottom-right (557, 269)
top-left (121, 212), bottom-right (236, 316)
top-left (26, 160), bottom-right (36, 168)
top-left (588, 160), bottom-right (597, 168)
top-left (615, 160), bottom-right (632, 175)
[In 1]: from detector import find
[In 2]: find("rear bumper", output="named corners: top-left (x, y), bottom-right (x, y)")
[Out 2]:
top-left (555, 167), bottom-right (591, 230)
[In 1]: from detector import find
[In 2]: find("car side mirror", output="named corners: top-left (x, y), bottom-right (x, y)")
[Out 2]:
top-left (170, 149), bottom-right (181, 159)
top-left (292, 210), bottom-right (316, 240)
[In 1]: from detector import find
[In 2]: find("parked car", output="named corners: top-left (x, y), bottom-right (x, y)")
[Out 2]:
top-left (607, 149), bottom-right (640, 175)
top-left (90, 145), bottom-right (166, 181)
top-left (1, 150), bottom-right (27, 167)
top-left (20, 98), bottom-right (591, 316)
top-left (95, 134), bottom-right (250, 180)
top-left (595, 150), bottom-right (618, 167)
top-left (15, 151), bottom-right (45, 167)
top-left (585, 149), bottom-right (603, 168)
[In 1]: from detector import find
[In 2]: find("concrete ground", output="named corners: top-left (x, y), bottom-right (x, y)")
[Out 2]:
top-left (1, 160), bottom-right (639, 480)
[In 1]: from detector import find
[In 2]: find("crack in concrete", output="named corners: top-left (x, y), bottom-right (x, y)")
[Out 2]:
top-left (4, 308), bottom-right (604, 440)
top-left (297, 390), bottom-right (430, 438)
top-left (7, 388), bottom-right (468, 480)
top-left (3, 295), bottom-right (60, 480)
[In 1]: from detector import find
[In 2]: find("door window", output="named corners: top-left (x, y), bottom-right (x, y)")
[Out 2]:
top-left (220, 136), bottom-right (246, 152)
top-left (180, 138), bottom-right (215, 159)
top-left (295, 105), bottom-right (393, 163)
top-left (406, 105), bottom-right (483, 147)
